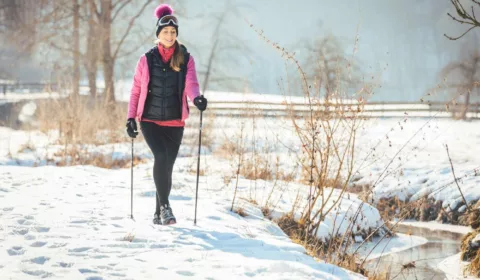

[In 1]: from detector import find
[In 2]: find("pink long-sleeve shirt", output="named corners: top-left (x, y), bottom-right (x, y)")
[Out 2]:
top-left (127, 46), bottom-right (200, 127)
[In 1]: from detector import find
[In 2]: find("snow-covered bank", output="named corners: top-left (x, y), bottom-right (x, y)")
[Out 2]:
top-left (0, 164), bottom-right (364, 280)
top-left (399, 220), bottom-right (474, 235)
top-left (439, 253), bottom-right (478, 280)
top-left (352, 119), bottom-right (480, 211)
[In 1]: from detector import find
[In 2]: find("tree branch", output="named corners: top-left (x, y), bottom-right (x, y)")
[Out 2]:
top-left (446, 0), bottom-right (480, 40)
top-left (87, 0), bottom-right (100, 18)
top-left (444, 25), bottom-right (477, 40)
top-left (112, 0), bottom-right (133, 22)
top-left (445, 144), bottom-right (471, 213)
top-left (112, 0), bottom-right (153, 61)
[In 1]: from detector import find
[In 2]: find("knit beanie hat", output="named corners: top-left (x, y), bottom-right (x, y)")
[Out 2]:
top-left (155, 4), bottom-right (179, 37)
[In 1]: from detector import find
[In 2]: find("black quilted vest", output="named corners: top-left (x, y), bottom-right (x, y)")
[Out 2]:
top-left (142, 45), bottom-right (190, 121)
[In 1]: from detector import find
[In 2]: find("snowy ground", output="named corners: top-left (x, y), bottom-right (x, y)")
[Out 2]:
top-left (0, 164), bottom-right (365, 280)
top-left (399, 220), bottom-right (474, 235)
top-left (2, 98), bottom-right (480, 279)
top-left (439, 253), bottom-right (478, 280)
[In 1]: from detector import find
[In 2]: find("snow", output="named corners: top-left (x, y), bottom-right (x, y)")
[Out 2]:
top-left (3, 98), bottom-right (480, 278)
top-left (399, 220), bottom-right (474, 235)
top-left (438, 253), bottom-right (478, 280)
top-left (473, 234), bottom-right (480, 244)
top-left (0, 164), bottom-right (364, 280)
top-left (351, 118), bottom-right (480, 209)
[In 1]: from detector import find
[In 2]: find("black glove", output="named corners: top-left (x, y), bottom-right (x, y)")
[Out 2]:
top-left (193, 95), bottom-right (207, 111)
top-left (126, 118), bottom-right (138, 138)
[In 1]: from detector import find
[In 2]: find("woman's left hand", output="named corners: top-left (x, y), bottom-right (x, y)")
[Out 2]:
top-left (194, 95), bottom-right (207, 111)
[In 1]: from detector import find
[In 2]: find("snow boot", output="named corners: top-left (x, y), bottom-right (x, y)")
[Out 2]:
top-left (160, 204), bottom-right (176, 225)
top-left (153, 213), bottom-right (162, 225)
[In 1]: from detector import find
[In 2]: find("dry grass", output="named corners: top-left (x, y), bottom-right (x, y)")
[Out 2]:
top-left (28, 96), bottom-right (146, 169)
top-left (233, 207), bottom-right (248, 217)
top-left (261, 206), bottom-right (272, 220)
top-left (36, 96), bottom-right (128, 145)
top-left (276, 213), bottom-right (370, 277)
top-left (467, 250), bottom-right (480, 277)
top-left (462, 228), bottom-right (480, 277)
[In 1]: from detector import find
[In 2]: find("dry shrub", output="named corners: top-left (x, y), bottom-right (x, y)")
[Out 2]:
top-left (183, 110), bottom-right (215, 152)
top-left (233, 207), bottom-right (248, 217)
top-left (468, 201), bottom-right (480, 229)
top-left (461, 230), bottom-right (480, 261)
top-left (32, 96), bottom-right (146, 168)
top-left (241, 154), bottom-right (273, 181)
top-left (36, 96), bottom-right (128, 145)
top-left (261, 206), bottom-right (272, 219)
top-left (276, 213), bottom-right (369, 277)
top-left (467, 250), bottom-right (480, 277)
top-left (462, 228), bottom-right (480, 277)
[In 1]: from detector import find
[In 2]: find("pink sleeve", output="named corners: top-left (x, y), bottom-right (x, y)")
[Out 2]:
top-left (184, 55), bottom-right (200, 101)
top-left (127, 55), bottom-right (145, 119)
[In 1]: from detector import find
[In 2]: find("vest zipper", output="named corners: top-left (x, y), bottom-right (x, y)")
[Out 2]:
top-left (163, 67), bottom-right (166, 118)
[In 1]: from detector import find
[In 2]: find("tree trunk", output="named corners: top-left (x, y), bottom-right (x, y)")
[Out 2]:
top-left (100, 0), bottom-right (115, 105)
top-left (72, 0), bottom-right (80, 97)
top-left (85, 0), bottom-right (98, 98)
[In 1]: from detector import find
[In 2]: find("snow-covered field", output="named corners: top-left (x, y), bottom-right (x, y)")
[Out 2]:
top-left (2, 95), bottom-right (480, 279)
top-left (0, 164), bottom-right (365, 280)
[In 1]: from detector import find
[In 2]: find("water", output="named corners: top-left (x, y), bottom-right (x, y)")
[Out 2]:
top-left (365, 224), bottom-right (464, 280)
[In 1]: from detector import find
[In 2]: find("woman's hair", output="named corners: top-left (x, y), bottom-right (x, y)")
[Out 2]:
top-left (154, 39), bottom-right (184, 72)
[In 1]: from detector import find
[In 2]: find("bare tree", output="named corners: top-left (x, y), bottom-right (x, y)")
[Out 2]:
top-left (197, 0), bottom-right (252, 93)
top-left (84, 0), bottom-right (100, 98)
top-left (303, 35), bottom-right (362, 101)
top-left (72, 0), bottom-right (80, 97)
top-left (446, 0), bottom-right (480, 40)
top-left (89, 0), bottom-right (154, 105)
top-left (440, 50), bottom-right (480, 119)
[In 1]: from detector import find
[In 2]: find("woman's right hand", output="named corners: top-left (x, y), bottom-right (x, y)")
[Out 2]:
top-left (126, 118), bottom-right (138, 138)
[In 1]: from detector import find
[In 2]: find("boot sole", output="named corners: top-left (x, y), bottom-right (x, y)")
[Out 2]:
top-left (163, 219), bottom-right (176, 225)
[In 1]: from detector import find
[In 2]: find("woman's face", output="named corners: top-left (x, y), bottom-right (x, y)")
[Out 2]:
top-left (158, 26), bottom-right (177, 48)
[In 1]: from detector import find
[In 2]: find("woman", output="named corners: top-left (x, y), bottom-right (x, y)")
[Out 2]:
top-left (126, 4), bottom-right (207, 225)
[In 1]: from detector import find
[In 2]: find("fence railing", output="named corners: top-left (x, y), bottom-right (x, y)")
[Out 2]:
top-left (1, 83), bottom-right (479, 119)
top-left (206, 100), bottom-right (480, 119)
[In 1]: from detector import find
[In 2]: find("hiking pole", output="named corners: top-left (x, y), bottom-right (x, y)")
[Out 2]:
top-left (130, 138), bottom-right (134, 220)
top-left (194, 110), bottom-right (203, 225)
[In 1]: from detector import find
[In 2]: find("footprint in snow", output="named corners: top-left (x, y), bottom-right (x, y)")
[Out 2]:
top-left (207, 216), bottom-right (221, 221)
top-left (48, 243), bottom-right (67, 249)
top-left (12, 228), bottom-right (29, 235)
top-left (22, 269), bottom-right (53, 278)
top-left (28, 256), bottom-right (50, 265)
top-left (177, 271), bottom-right (195, 276)
top-left (24, 234), bottom-right (36, 240)
top-left (17, 219), bottom-right (34, 225)
top-left (79, 268), bottom-right (98, 274)
top-left (70, 219), bottom-right (89, 224)
top-left (3, 207), bottom-right (14, 211)
top-left (57, 262), bottom-right (74, 268)
top-left (30, 241), bottom-right (47, 247)
top-left (69, 247), bottom-right (92, 253)
top-left (7, 246), bottom-right (26, 256)
top-left (34, 226), bottom-right (50, 233)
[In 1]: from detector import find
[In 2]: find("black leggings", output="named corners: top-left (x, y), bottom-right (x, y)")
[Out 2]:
top-left (140, 121), bottom-right (184, 214)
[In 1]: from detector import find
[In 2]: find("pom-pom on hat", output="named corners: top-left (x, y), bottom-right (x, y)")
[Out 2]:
top-left (155, 4), bottom-right (179, 37)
